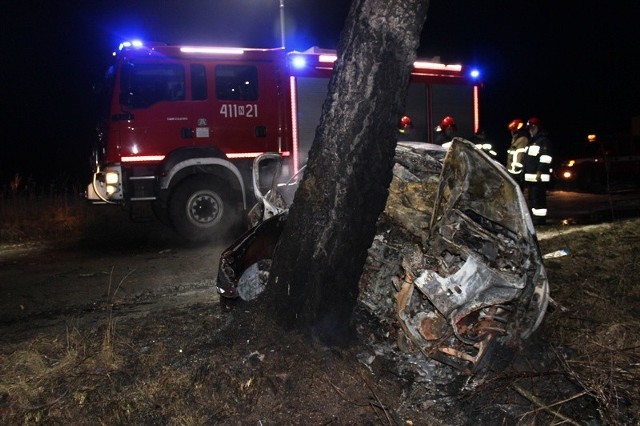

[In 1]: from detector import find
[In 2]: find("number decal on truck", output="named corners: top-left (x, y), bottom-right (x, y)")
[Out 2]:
top-left (219, 104), bottom-right (258, 118)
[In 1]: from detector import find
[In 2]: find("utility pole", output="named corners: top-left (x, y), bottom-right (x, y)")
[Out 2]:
top-left (279, 0), bottom-right (285, 48)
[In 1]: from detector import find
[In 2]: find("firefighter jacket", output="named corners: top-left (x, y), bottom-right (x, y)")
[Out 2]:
top-left (523, 131), bottom-right (552, 183)
top-left (506, 129), bottom-right (529, 176)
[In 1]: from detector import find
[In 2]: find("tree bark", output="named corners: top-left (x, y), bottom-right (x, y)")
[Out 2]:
top-left (264, 0), bottom-right (430, 344)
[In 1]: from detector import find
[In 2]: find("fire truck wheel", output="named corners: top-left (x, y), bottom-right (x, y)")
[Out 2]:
top-left (168, 176), bottom-right (238, 242)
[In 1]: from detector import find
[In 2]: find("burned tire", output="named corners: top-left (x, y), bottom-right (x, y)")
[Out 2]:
top-left (168, 176), bottom-right (239, 242)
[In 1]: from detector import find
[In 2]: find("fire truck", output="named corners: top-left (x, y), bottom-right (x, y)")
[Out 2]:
top-left (87, 40), bottom-right (481, 241)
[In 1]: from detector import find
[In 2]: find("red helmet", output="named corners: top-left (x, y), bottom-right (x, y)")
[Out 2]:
top-left (400, 115), bottom-right (412, 128)
top-left (507, 119), bottom-right (523, 132)
top-left (440, 116), bottom-right (456, 130)
top-left (527, 117), bottom-right (542, 128)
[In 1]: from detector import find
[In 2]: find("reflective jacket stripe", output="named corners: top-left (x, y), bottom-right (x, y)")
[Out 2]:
top-left (531, 208), bottom-right (547, 217)
top-left (524, 173), bottom-right (550, 182)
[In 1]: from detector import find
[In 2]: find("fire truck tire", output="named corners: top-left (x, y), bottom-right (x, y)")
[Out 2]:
top-left (168, 176), bottom-right (239, 242)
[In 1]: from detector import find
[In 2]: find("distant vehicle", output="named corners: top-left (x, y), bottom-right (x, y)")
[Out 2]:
top-left (86, 40), bottom-right (482, 241)
top-left (554, 135), bottom-right (640, 192)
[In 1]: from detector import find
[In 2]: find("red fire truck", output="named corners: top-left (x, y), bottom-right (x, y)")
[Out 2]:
top-left (87, 40), bottom-right (481, 241)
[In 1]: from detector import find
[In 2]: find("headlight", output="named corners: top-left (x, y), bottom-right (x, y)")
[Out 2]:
top-left (105, 171), bottom-right (120, 184)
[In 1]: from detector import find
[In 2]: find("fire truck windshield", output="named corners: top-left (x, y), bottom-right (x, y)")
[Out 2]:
top-left (120, 62), bottom-right (185, 109)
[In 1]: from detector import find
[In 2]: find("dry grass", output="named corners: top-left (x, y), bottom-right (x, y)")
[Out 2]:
top-left (539, 219), bottom-right (640, 424)
top-left (0, 183), bottom-right (90, 244)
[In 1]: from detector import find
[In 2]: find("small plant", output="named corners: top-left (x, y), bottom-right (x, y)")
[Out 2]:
top-left (102, 266), bottom-right (135, 363)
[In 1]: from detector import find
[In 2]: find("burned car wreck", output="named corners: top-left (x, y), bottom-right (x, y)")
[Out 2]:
top-left (216, 138), bottom-right (549, 374)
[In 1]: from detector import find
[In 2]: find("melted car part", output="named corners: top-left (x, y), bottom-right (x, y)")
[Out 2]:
top-left (217, 213), bottom-right (287, 299)
top-left (216, 140), bottom-right (550, 373)
top-left (360, 139), bottom-right (549, 373)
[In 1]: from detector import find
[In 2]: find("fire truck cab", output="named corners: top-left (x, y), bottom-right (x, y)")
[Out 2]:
top-left (87, 40), bottom-right (480, 241)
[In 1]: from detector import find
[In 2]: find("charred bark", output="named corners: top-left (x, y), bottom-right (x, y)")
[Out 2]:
top-left (264, 0), bottom-right (430, 344)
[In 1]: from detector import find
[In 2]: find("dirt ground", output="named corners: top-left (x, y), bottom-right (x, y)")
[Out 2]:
top-left (1, 208), bottom-right (640, 425)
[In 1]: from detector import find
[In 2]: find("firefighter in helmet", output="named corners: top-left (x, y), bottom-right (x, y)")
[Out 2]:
top-left (505, 119), bottom-right (530, 182)
top-left (523, 117), bottom-right (552, 225)
top-left (398, 115), bottom-right (414, 141)
top-left (434, 116), bottom-right (456, 147)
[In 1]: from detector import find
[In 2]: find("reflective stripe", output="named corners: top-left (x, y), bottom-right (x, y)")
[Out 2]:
top-left (507, 147), bottom-right (527, 174)
top-left (524, 173), bottom-right (550, 182)
top-left (122, 155), bottom-right (166, 162)
top-left (527, 145), bottom-right (540, 156)
top-left (508, 162), bottom-right (523, 174)
top-left (531, 208), bottom-right (547, 217)
top-left (539, 154), bottom-right (552, 164)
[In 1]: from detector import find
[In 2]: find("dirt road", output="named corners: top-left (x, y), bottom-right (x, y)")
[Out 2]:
top-left (0, 218), bottom-right (226, 339)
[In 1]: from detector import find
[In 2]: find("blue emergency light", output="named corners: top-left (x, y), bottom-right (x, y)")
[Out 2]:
top-left (291, 56), bottom-right (307, 69)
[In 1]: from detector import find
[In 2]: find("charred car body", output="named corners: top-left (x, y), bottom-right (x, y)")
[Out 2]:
top-left (216, 138), bottom-right (549, 374)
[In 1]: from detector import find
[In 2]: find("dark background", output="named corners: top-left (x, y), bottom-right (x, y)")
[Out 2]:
top-left (2, 0), bottom-right (639, 188)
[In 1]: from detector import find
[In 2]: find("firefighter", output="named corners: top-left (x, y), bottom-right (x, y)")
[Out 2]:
top-left (505, 118), bottom-right (530, 183)
top-left (471, 128), bottom-right (497, 158)
top-left (434, 116), bottom-right (456, 147)
top-left (523, 117), bottom-right (552, 225)
top-left (398, 115), bottom-right (414, 141)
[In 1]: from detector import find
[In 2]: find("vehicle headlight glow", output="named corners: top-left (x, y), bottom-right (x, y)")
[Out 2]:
top-left (105, 172), bottom-right (120, 184)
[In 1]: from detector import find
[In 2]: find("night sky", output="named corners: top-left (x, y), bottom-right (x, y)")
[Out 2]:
top-left (2, 0), bottom-right (639, 187)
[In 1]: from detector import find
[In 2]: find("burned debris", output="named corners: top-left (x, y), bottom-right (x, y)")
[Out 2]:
top-left (216, 139), bottom-right (549, 374)
top-left (357, 138), bottom-right (549, 374)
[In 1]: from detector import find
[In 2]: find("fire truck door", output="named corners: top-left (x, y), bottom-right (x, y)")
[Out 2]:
top-left (199, 62), bottom-right (282, 156)
top-left (116, 61), bottom-right (193, 157)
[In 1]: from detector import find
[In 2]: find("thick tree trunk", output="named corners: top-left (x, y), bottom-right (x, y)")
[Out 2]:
top-left (264, 0), bottom-right (430, 344)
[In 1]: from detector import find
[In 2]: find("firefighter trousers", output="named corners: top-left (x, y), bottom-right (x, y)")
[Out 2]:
top-left (526, 182), bottom-right (548, 223)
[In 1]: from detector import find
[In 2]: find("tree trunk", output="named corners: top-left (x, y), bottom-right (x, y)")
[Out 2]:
top-left (264, 0), bottom-right (430, 344)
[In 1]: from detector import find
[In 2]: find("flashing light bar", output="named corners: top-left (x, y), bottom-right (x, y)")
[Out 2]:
top-left (413, 61), bottom-right (462, 72)
top-left (119, 40), bottom-right (144, 51)
top-left (317, 54), bottom-right (462, 72)
top-left (180, 46), bottom-right (245, 55)
top-left (227, 151), bottom-right (291, 159)
top-left (121, 155), bottom-right (166, 163)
